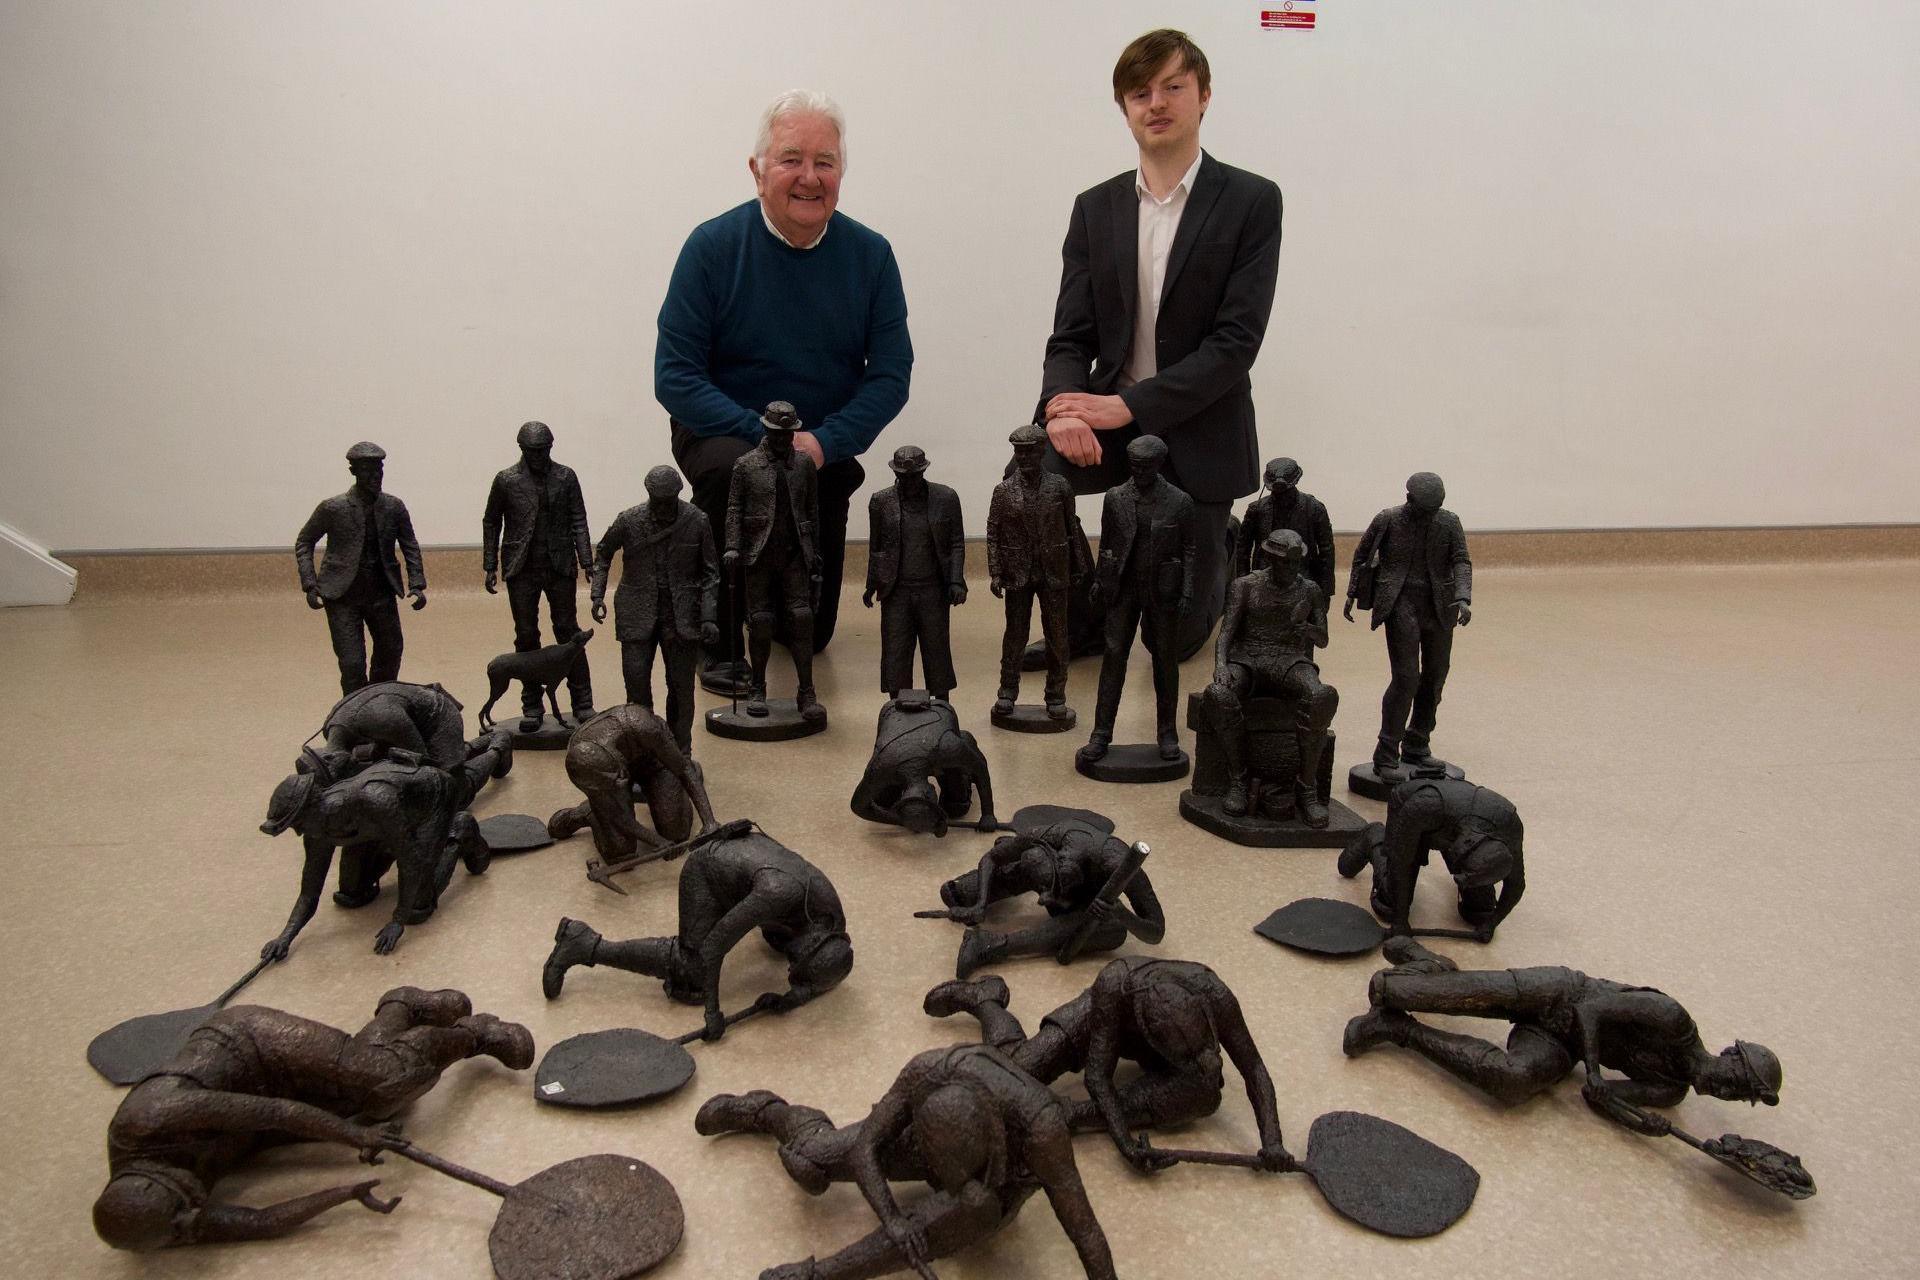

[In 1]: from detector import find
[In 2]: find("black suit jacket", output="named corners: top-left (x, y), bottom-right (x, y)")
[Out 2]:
top-left (482, 461), bottom-right (592, 579)
top-left (867, 483), bottom-right (965, 599)
top-left (1348, 504), bottom-right (1473, 630)
top-left (1039, 152), bottom-right (1282, 503)
top-left (591, 500), bottom-right (719, 644)
top-left (295, 491), bottom-right (424, 602)
top-left (1097, 477), bottom-right (1198, 609)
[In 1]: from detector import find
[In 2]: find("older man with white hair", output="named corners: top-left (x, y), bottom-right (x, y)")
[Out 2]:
top-left (659, 91), bottom-right (913, 690)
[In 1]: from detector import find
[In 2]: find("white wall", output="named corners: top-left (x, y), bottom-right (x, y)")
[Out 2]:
top-left (3, 1), bottom-right (1916, 552)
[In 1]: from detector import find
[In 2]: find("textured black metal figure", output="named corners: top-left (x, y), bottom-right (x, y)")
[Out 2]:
top-left (476, 629), bottom-right (595, 739)
top-left (543, 824), bottom-right (852, 1041)
top-left (1336, 775), bottom-right (1525, 941)
top-left (317, 680), bottom-right (501, 773)
top-left (864, 446), bottom-right (967, 700)
top-left (259, 733), bottom-right (510, 956)
top-left (1344, 939), bottom-right (1811, 1197)
top-left (989, 424), bottom-right (1092, 731)
top-left (483, 421), bottom-right (596, 731)
top-left (1345, 472), bottom-right (1472, 795)
top-left (723, 402), bottom-right (826, 726)
top-left (1233, 458), bottom-right (1335, 597)
top-left (851, 693), bottom-right (998, 837)
top-left (295, 442), bottom-right (426, 696)
top-left (1078, 436), bottom-right (1197, 780)
top-left (694, 1042), bottom-right (1118, 1280)
top-left (92, 989), bottom-right (533, 1251)
top-left (924, 958), bottom-right (1288, 1175)
top-left (933, 813), bottom-right (1164, 978)
top-left (591, 466), bottom-right (720, 754)
top-left (546, 704), bottom-right (718, 860)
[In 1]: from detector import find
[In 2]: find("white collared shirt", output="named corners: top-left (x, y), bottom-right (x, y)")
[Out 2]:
top-left (1122, 151), bottom-right (1205, 388)
top-left (760, 202), bottom-right (828, 250)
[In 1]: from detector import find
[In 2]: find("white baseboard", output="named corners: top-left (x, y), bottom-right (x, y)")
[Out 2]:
top-left (0, 520), bottom-right (78, 606)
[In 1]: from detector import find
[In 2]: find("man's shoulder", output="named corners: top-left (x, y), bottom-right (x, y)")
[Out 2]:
top-left (683, 200), bottom-right (761, 249)
top-left (822, 209), bottom-right (896, 256)
top-left (1075, 169), bottom-right (1136, 205)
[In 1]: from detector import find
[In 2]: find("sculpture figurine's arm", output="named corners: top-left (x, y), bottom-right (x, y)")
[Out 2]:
top-left (695, 893), bottom-right (779, 1030)
top-left (1176, 497), bottom-right (1197, 614)
top-left (293, 504), bottom-right (329, 594)
top-left (661, 733), bottom-right (718, 834)
top-left (967, 834), bottom-right (1044, 915)
top-left (262, 835), bottom-right (337, 960)
top-left (1231, 503), bottom-right (1256, 580)
top-left (1210, 986), bottom-right (1287, 1160)
top-left (1573, 990), bottom-right (1697, 1085)
top-left (589, 514), bottom-right (622, 605)
top-left (1380, 790), bottom-right (1442, 935)
top-left (1214, 577), bottom-right (1246, 678)
top-left (864, 492), bottom-right (884, 602)
top-left (1346, 512), bottom-right (1385, 600)
top-left (394, 503), bottom-right (426, 596)
top-left (1447, 514), bottom-right (1473, 606)
top-left (723, 464), bottom-right (747, 561)
top-left (848, 765), bottom-right (900, 826)
top-left (1080, 967), bottom-right (1149, 1166)
top-left (566, 472), bottom-right (593, 573)
top-left (941, 733), bottom-right (997, 828)
top-left (1483, 852), bottom-right (1525, 938)
top-left (130, 1089), bottom-right (397, 1152)
top-left (1309, 498), bottom-right (1336, 598)
top-left (694, 511), bottom-right (721, 634)
top-left (985, 489), bottom-right (1007, 587)
top-left (1025, 1109), bottom-right (1121, 1280)
top-left (481, 475), bottom-right (507, 574)
top-left (944, 489), bottom-right (968, 598)
top-left (1112, 873), bottom-right (1167, 945)
top-left (1065, 492), bottom-right (1094, 579)
top-left (845, 1079), bottom-right (921, 1257)
top-left (1304, 585), bottom-right (1330, 651)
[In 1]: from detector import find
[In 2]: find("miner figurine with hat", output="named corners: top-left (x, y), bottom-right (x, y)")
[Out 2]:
top-left (1336, 775), bottom-right (1525, 942)
top-left (988, 424), bottom-right (1092, 728)
top-left (724, 401), bottom-right (826, 724)
top-left (294, 442), bottom-right (427, 696)
top-left (1345, 471), bottom-right (1473, 785)
top-left (591, 465), bottom-right (720, 753)
top-left (482, 421), bottom-right (595, 732)
top-left (864, 445), bottom-right (966, 701)
top-left (1234, 457), bottom-right (1334, 597)
top-left (1203, 527), bottom-right (1338, 825)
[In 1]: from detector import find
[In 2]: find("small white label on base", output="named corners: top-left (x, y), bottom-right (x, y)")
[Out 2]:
top-left (540, 1081), bottom-right (566, 1095)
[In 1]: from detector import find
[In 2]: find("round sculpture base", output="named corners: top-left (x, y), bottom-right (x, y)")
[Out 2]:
top-left (705, 700), bottom-right (827, 742)
top-left (1179, 791), bottom-right (1369, 848)
top-left (1347, 759), bottom-right (1465, 802)
top-left (1075, 743), bottom-right (1190, 783)
top-left (507, 714), bottom-right (577, 751)
top-left (479, 812), bottom-right (555, 854)
top-left (991, 703), bottom-right (1076, 733)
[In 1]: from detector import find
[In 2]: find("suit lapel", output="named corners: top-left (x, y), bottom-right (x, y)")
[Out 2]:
top-left (1161, 152), bottom-right (1225, 302)
top-left (1109, 177), bottom-right (1139, 330)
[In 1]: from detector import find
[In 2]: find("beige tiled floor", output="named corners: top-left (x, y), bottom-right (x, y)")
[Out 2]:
top-left (3, 560), bottom-right (1915, 1278)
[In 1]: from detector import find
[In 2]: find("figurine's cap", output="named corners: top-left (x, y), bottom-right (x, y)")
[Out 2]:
top-left (1407, 472), bottom-right (1446, 508)
top-left (1262, 528), bottom-right (1306, 560)
top-left (644, 465), bottom-right (683, 494)
top-left (261, 771), bottom-right (316, 836)
top-left (889, 446), bottom-right (930, 474)
top-left (1009, 423), bottom-right (1047, 449)
top-left (1727, 1040), bottom-right (1783, 1106)
top-left (1126, 435), bottom-right (1168, 465)
top-left (1265, 457), bottom-right (1303, 484)
top-left (345, 441), bottom-right (387, 463)
top-left (516, 421), bottom-right (554, 449)
top-left (760, 402), bottom-right (802, 433)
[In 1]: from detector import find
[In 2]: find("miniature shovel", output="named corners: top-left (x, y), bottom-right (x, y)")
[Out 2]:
top-left (87, 954), bottom-right (277, 1085)
top-left (1149, 1110), bottom-right (1480, 1238)
top-left (1601, 1096), bottom-right (1815, 1199)
top-left (532, 996), bottom-right (777, 1109)
top-left (1254, 897), bottom-right (1482, 957)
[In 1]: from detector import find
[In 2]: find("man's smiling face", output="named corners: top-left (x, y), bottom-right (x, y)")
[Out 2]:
top-left (749, 112), bottom-right (843, 247)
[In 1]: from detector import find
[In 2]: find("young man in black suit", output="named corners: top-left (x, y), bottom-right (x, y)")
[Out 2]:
top-left (1037, 28), bottom-right (1283, 661)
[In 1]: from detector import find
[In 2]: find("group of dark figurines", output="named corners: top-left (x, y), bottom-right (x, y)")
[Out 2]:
top-left (89, 411), bottom-right (1813, 1280)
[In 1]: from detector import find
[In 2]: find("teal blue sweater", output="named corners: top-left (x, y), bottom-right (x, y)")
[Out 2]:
top-left (655, 201), bottom-right (912, 465)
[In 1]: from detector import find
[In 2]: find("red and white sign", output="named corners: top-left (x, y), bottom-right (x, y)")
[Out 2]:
top-left (1261, 5), bottom-right (1316, 30)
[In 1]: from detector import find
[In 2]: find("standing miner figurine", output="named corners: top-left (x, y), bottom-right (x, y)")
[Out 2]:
top-left (294, 442), bottom-right (426, 695)
top-left (863, 446), bottom-right (966, 701)
top-left (1345, 472), bottom-right (1472, 794)
top-left (1233, 457), bottom-right (1334, 597)
top-left (723, 402), bottom-right (826, 728)
top-left (1078, 436), bottom-right (1197, 778)
top-left (1203, 529), bottom-right (1338, 826)
top-left (592, 466), bottom-right (720, 754)
top-left (988, 424), bottom-right (1091, 731)
top-left (482, 421), bottom-right (595, 733)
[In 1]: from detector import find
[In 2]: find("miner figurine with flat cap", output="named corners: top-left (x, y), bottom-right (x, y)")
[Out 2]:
top-left (295, 442), bottom-right (426, 696)
top-left (1346, 471), bottom-right (1472, 788)
top-left (482, 421), bottom-right (595, 732)
top-left (1204, 527), bottom-right (1338, 825)
top-left (592, 465), bottom-right (720, 753)
top-left (864, 446), bottom-right (966, 701)
top-left (723, 402), bottom-right (826, 725)
top-left (988, 424), bottom-right (1092, 730)
top-left (1234, 457), bottom-right (1334, 597)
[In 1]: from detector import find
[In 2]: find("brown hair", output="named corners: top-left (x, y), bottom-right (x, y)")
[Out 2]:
top-left (1112, 28), bottom-right (1211, 106)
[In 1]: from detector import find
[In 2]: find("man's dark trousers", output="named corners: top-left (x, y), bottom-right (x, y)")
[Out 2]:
top-left (1379, 579), bottom-right (1452, 759)
top-left (326, 574), bottom-right (404, 696)
top-left (506, 561), bottom-right (592, 717)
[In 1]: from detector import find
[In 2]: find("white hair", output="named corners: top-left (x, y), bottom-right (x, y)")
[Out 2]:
top-left (753, 90), bottom-right (848, 170)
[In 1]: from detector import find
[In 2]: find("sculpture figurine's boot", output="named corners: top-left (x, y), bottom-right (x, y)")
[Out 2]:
top-left (1372, 736), bottom-right (1401, 775)
top-left (921, 975), bottom-right (1011, 1018)
top-left (455, 1013), bottom-right (536, 1069)
top-left (791, 626), bottom-right (826, 724)
top-left (542, 917), bottom-right (602, 999)
top-left (994, 686), bottom-right (1016, 716)
top-left (377, 986), bottom-right (474, 1025)
top-left (547, 804), bottom-right (589, 841)
top-left (746, 624), bottom-right (773, 716)
top-left (1295, 730), bottom-right (1330, 828)
top-left (955, 928), bottom-right (1008, 979)
top-left (1342, 1008), bottom-right (1416, 1057)
top-left (1381, 936), bottom-right (1457, 973)
top-left (693, 1089), bottom-right (789, 1137)
top-left (1223, 776), bottom-right (1252, 817)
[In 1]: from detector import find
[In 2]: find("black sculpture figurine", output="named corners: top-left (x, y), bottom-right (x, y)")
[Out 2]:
top-left (850, 692), bottom-right (998, 837)
top-left (1077, 436), bottom-right (1196, 781)
top-left (988, 424), bottom-right (1092, 732)
top-left (1345, 472), bottom-right (1472, 799)
top-left (711, 402), bottom-right (827, 737)
top-left (547, 704), bottom-right (719, 861)
top-left (1336, 775), bottom-right (1526, 941)
top-left (1345, 939), bottom-right (1813, 1198)
top-left (695, 1042), bottom-right (1118, 1279)
top-left (92, 989), bottom-right (533, 1251)
top-left (591, 465), bottom-right (720, 754)
top-left (930, 812), bottom-right (1164, 978)
top-left (925, 958), bottom-right (1289, 1174)
top-left (317, 679), bottom-right (504, 774)
top-left (476, 628), bottom-right (596, 738)
top-left (1182, 530), bottom-right (1364, 847)
top-left (259, 733), bottom-right (511, 956)
top-left (294, 442), bottom-right (426, 696)
top-left (1233, 457), bottom-right (1335, 596)
top-left (864, 446), bottom-right (966, 700)
top-left (482, 421), bottom-right (595, 737)
top-left (543, 822), bottom-right (852, 1042)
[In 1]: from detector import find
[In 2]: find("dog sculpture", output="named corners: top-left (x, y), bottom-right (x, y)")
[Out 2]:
top-left (477, 629), bottom-right (594, 730)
